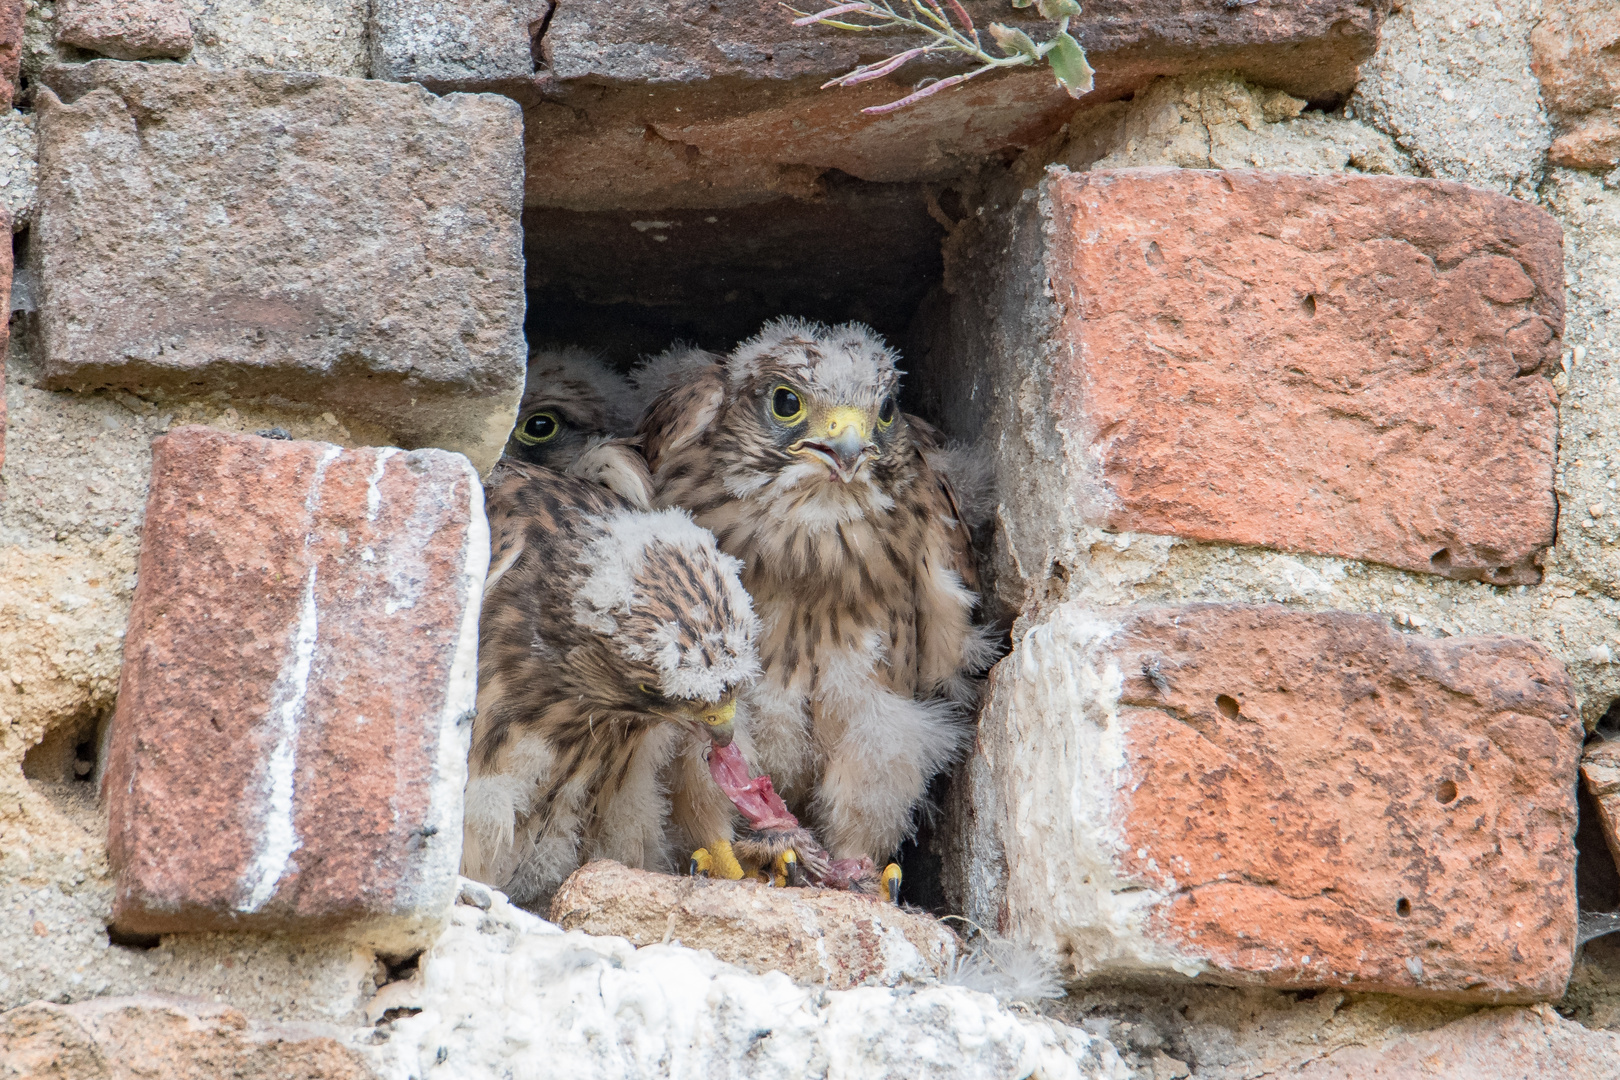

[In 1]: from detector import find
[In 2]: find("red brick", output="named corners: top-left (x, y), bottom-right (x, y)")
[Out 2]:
top-left (959, 604), bottom-right (1582, 1000)
top-left (1531, 0), bottom-right (1620, 117)
top-left (1044, 169), bottom-right (1563, 583)
top-left (0, 0), bottom-right (19, 111)
top-left (106, 428), bottom-right (487, 947)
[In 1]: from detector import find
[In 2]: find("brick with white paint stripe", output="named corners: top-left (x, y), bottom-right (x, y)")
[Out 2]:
top-left (105, 426), bottom-right (487, 950)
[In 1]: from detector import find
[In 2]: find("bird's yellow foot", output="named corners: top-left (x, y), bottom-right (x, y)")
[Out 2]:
top-left (772, 849), bottom-right (807, 888)
top-left (689, 839), bottom-right (745, 880)
top-left (880, 862), bottom-right (902, 904)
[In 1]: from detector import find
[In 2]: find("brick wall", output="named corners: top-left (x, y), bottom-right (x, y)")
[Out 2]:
top-left (3, 0), bottom-right (1620, 1076)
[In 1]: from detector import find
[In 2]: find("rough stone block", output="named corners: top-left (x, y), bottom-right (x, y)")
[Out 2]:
top-left (524, 0), bottom-right (1388, 210)
top-left (183, 0), bottom-right (369, 77)
top-left (952, 603), bottom-right (1582, 1001)
top-left (1534, 0), bottom-right (1620, 171)
top-left (368, 0), bottom-right (547, 86)
top-left (54, 0), bottom-right (193, 60)
top-left (0, 996), bottom-right (379, 1080)
top-left (106, 427), bottom-right (488, 948)
top-left (550, 860), bottom-right (957, 990)
top-left (951, 169), bottom-right (1563, 585)
top-left (32, 62), bottom-right (525, 472)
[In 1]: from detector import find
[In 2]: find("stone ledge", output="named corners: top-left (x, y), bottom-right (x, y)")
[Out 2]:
top-left (550, 860), bottom-right (958, 990)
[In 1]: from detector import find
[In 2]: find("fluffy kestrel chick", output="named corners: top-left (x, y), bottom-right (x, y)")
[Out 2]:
top-left (462, 461), bottom-right (760, 908)
top-left (636, 319), bottom-right (996, 878)
top-left (504, 348), bottom-right (638, 470)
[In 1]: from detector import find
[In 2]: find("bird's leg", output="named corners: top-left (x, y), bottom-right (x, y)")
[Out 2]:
top-left (689, 839), bottom-right (745, 879)
top-left (880, 862), bottom-right (902, 904)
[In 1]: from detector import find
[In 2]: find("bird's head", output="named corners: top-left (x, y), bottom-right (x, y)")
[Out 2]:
top-left (724, 318), bottom-right (907, 499)
top-left (505, 349), bottom-right (636, 470)
top-left (570, 507), bottom-right (760, 745)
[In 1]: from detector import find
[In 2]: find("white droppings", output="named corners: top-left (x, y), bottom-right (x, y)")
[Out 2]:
top-left (366, 447), bottom-right (399, 522)
top-left (238, 446), bottom-right (339, 912)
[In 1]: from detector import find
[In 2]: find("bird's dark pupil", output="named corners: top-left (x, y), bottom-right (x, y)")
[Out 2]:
top-left (773, 388), bottom-right (801, 418)
top-left (524, 413), bottom-right (557, 440)
top-left (879, 397), bottom-right (896, 423)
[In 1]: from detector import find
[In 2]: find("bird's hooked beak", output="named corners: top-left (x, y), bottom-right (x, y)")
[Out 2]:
top-left (685, 698), bottom-right (736, 747)
top-left (794, 406), bottom-right (875, 483)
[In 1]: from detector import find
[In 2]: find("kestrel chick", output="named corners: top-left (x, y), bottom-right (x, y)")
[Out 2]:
top-left (462, 462), bottom-right (760, 908)
top-left (637, 319), bottom-right (996, 879)
top-left (504, 348), bottom-right (638, 471)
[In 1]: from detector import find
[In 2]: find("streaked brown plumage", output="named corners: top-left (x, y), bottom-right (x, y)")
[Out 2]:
top-left (461, 460), bottom-right (759, 908)
top-left (636, 318), bottom-right (996, 865)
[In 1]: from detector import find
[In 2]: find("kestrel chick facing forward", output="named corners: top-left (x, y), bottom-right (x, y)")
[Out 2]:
top-left (462, 462), bottom-right (760, 908)
top-left (637, 318), bottom-right (996, 880)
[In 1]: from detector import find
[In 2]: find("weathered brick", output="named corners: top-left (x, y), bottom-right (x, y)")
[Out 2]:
top-left (521, 0), bottom-right (1388, 210)
top-left (54, 0), bottom-right (193, 60)
top-left (0, 0), bottom-right (18, 111)
top-left (106, 427), bottom-right (488, 948)
top-left (31, 62), bottom-right (525, 472)
top-left (368, 0), bottom-right (547, 87)
top-left (1532, 0), bottom-right (1620, 170)
top-left (550, 860), bottom-right (957, 990)
top-left (946, 169), bottom-right (1563, 585)
top-left (952, 603), bottom-right (1581, 1000)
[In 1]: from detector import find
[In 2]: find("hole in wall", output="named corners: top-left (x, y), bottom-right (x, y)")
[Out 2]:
top-left (1577, 712), bottom-right (1620, 917)
top-left (1435, 779), bottom-right (1458, 804)
top-left (1301, 293), bottom-right (1317, 316)
top-left (105, 925), bottom-right (162, 950)
top-left (1215, 694), bottom-right (1241, 720)
top-left (522, 172), bottom-right (970, 914)
top-left (22, 708), bottom-right (110, 837)
top-left (523, 172), bottom-right (946, 367)
top-left (1395, 897), bottom-right (1411, 917)
top-left (1430, 548), bottom-right (1452, 570)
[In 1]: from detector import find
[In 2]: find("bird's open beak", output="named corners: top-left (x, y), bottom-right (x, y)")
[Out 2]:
top-left (688, 698), bottom-right (736, 747)
top-left (794, 407), bottom-right (875, 483)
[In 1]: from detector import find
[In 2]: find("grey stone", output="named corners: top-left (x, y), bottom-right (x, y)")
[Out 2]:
top-left (31, 62), bottom-right (525, 472)
top-left (369, 0), bottom-right (548, 86)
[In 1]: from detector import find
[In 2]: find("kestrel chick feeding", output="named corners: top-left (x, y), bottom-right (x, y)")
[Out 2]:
top-left (637, 318), bottom-right (996, 885)
top-left (462, 462), bottom-right (760, 908)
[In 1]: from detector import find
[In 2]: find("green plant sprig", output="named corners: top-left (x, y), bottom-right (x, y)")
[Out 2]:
top-left (788, 0), bottom-right (1094, 114)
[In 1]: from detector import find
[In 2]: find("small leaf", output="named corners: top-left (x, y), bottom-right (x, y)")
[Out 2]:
top-left (1036, 0), bottom-right (1081, 17)
top-left (1045, 31), bottom-right (1094, 96)
top-left (989, 22), bottom-right (1039, 58)
top-left (1010, 0), bottom-right (1036, 7)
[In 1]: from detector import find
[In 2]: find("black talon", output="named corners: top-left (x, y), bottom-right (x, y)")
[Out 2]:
top-left (785, 856), bottom-right (808, 888)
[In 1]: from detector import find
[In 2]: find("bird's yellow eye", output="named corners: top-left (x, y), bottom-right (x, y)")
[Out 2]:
top-left (770, 385), bottom-right (805, 424)
top-left (877, 396), bottom-right (897, 427)
top-left (515, 411), bottom-right (561, 445)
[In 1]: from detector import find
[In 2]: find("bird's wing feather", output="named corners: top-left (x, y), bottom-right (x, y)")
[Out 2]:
top-left (568, 436), bottom-right (655, 509)
top-left (640, 361), bottom-right (727, 474)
